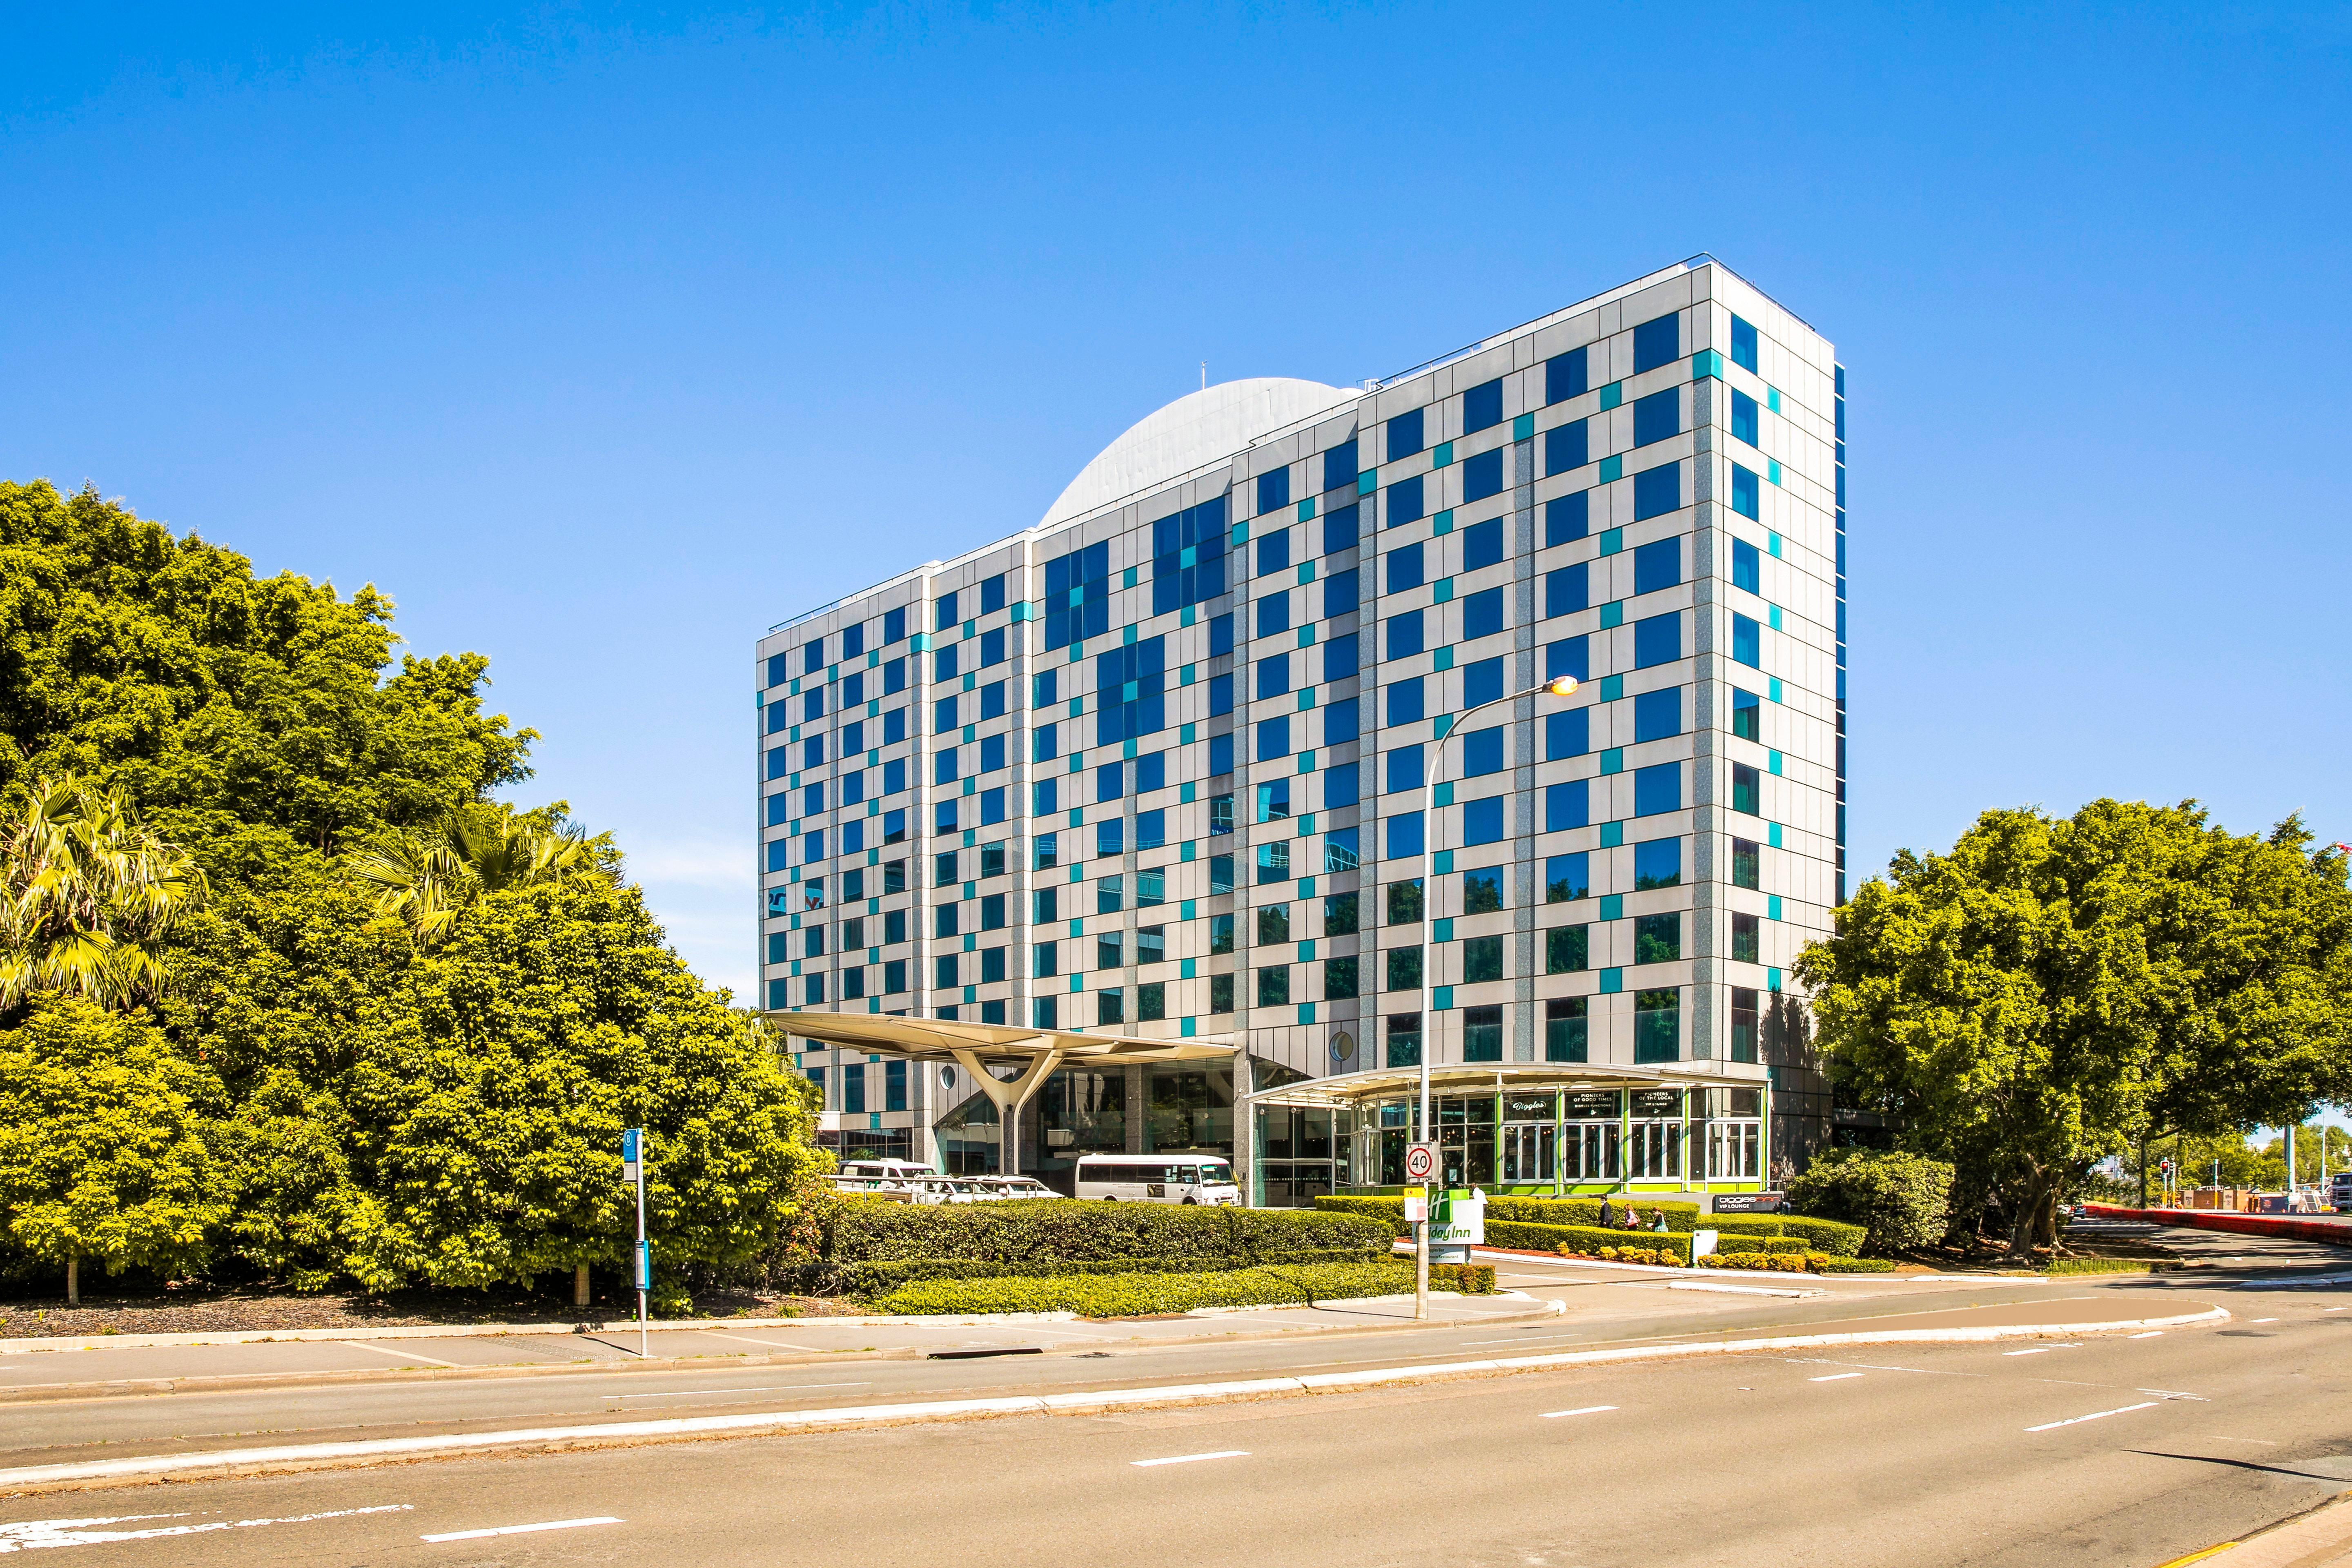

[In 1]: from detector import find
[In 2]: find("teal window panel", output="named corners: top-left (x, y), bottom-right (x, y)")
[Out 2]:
top-left (1296, 688), bottom-right (1315, 710)
top-left (1599, 893), bottom-right (1623, 920)
top-left (1180, 604), bottom-right (1195, 626)
top-left (1296, 751), bottom-right (1316, 772)
top-left (1434, 985), bottom-right (1455, 1011)
top-left (1180, 781), bottom-right (1196, 802)
top-left (1599, 527), bottom-right (1624, 555)
top-left (1357, 470), bottom-right (1377, 496)
top-left (1297, 940), bottom-right (1316, 962)
top-left (1181, 721), bottom-right (1196, 743)
top-left (1601, 821), bottom-right (1625, 848)
top-left (1768, 531), bottom-right (1782, 557)
top-left (1766, 387), bottom-right (1782, 412)
top-left (1181, 1016), bottom-right (1196, 1036)
top-left (1433, 441), bottom-right (1455, 468)
top-left (1434, 781), bottom-right (1454, 806)
top-left (1298, 1002), bottom-right (1316, 1026)
top-left (1181, 663), bottom-right (1196, 684)
top-left (1011, 600), bottom-right (1034, 622)
top-left (1180, 957), bottom-right (1196, 978)
top-left (1768, 751), bottom-right (1783, 775)
top-left (1296, 812), bottom-right (1314, 835)
top-left (1598, 454), bottom-right (1624, 483)
top-left (1767, 967), bottom-right (1782, 992)
top-left (1180, 840), bottom-right (1195, 862)
top-left (1297, 625), bottom-right (1316, 647)
top-left (1432, 509), bottom-right (1455, 534)
top-left (1768, 822), bottom-right (1784, 848)
top-left (1434, 916), bottom-right (1454, 942)
top-left (1600, 967), bottom-right (1623, 993)
top-left (1690, 349), bottom-right (1724, 380)
top-left (1599, 383), bottom-right (1623, 411)
top-left (1122, 566), bottom-right (1138, 588)
top-left (1600, 601), bottom-right (1625, 629)
top-left (1599, 674), bottom-right (1624, 701)
top-left (1767, 459), bottom-right (1782, 486)
top-left (1297, 561), bottom-right (1316, 585)
top-left (1232, 520), bottom-right (1250, 545)
top-left (1768, 605), bottom-right (1783, 630)
top-left (1181, 899), bottom-right (1196, 918)
top-left (1433, 577), bottom-right (1454, 604)
top-left (1768, 894), bottom-right (1783, 920)
top-left (1600, 748), bottom-right (1624, 774)
top-left (1434, 849), bottom-right (1454, 875)
top-left (1768, 676), bottom-right (1784, 702)
top-left (1512, 412), bottom-right (1535, 441)
top-left (1433, 645), bottom-right (1454, 671)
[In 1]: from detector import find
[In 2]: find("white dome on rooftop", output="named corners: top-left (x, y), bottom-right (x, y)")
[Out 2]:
top-left (1040, 377), bottom-right (1359, 530)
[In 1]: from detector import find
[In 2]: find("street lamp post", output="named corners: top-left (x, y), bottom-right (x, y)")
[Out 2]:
top-left (1412, 673), bottom-right (1581, 1319)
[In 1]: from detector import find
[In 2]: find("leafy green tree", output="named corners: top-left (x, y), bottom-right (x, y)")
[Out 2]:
top-left (345, 805), bottom-right (592, 945)
top-left (0, 997), bottom-right (229, 1304)
top-left (0, 775), bottom-right (208, 1009)
top-left (1795, 801), bottom-right (2352, 1252)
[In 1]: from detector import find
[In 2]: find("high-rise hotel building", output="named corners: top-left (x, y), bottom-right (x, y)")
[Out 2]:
top-left (757, 257), bottom-right (1846, 1199)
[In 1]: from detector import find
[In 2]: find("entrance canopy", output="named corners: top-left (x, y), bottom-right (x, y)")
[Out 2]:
top-left (1247, 1058), bottom-right (1768, 1110)
top-left (767, 1011), bottom-right (1237, 1174)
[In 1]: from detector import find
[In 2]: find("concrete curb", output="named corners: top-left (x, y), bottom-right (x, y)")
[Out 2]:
top-left (0, 1312), bottom-right (1085, 1356)
top-left (0, 1303), bottom-right (2232, 1495)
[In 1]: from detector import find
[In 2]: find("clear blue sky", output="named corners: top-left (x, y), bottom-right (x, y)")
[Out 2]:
top-left (4, 3), bottom-right (2348, 999)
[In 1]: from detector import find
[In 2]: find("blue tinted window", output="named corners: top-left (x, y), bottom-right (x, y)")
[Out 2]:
top-left (1731, 686), bottom-right (1761, 741)
top-left (1325, 696), bottom-right (1359, 744)
top-left (1256, 590), bottom-right (1290, 638)
top-left (1633, 612), bottom-right (1680, 668)
top-left (1463, 655), bottom-right (1503, 708)
top-left (1034, 668), bottom-right (1058, 707)
top-left (765, 837), bottom-right (790, 873)
top-left (1386, 811), bottom-right (1425, 859)
top-left (1326, 760), bottom-right (1361, 808)
top-left (1325, 631), bottom-right (1359, 680)
top-left (804, 688), bottom-right (826, 722)
top-left (1209, 733), bottom-right (1234, 776)
top-left (882, 606), bottom-right (906, 645)
top-left (1463, 378), bottom-right (1503, 432)
top-left (765, 653), bottom-right (789, 688)
top-left (1545, 707), bottom-right (1589, 759)
top-left (1096, 762), bottom-right (1124, 802)
top-left (765, 702), bottom-right (789, 735)
top-left (805, 639), bottom-right (825, 675)
top-left (1258, 466), bottom-right (1290, 515)
top-left (1045, 539), bottom-right (1113, 648)
top-left (843, 622), bottom-right (866, 659)
top-left (1322, 439), bottom-right (1359, 494)
top-left (1463, 586), bottom-right (1504, 641)
top-left (1385, 743), bottom-right (1423, 795)
top-left (840, 718), bottom-right (864, 753)
top-left (884, 757), bottom-right (907, 793)
top-left (1545, 419), bottom-right (1588, 477)
top-left (1386, 542), bottom-right (1424, 593)
top-left (1323, 502), bottom-right (1360, 555)
top-left (1633, 762), bottom-right (1680, 816)
top-left (1546, 563), bottom-right (1589, 618)
top-left (1257, 715), bottom-right (1292, 761)
top-left (804, 735), bottom-right (825, 767)
top-left (1136, 751), bottom-right (1165, 792)
top-left (884, 657), bottom-right (906, 694)
top-left (1033, 724), bottom-right (1058, 762)
top-left (930, 647), bottom-right (956, 685)
top-left (1731, 463), bottom-right (1761, 520)
top-left (1386, 473), bottom-right (1424, 527)
top-left (980, 628), bottom-right (1005, 667)
top-left (935, 592), bottom-right (958, 631)
top-left (1257, 528), bottom-right (1291, 577)
top-left (1209, 672), bottom-right (1234, 715)
top-left (1545, 492), bottom-right (1589, 545)
top-left (1463, 447), bottom-right (1504, 503)
top-left (978, 681), bottom-right (1004, 720)
top-left (803, 828), bottom-right (824, 861)
top-left (1147, 498), bottom-right (1228, 617)
top-left (804, 781), bottom-right (826, 815)
top-left (1209, 612), bottom-right (1234, 657)
top-left (1463, 796), bottom-right (1505, 844)
top-left (1634, 686), bottom-right (1682, 742)
top-left (1633, 462), bottom-right (1681, 521)
top-left (1732, 613), bottom-right (1761, 668)
top-left (1387, 408), bottom-right (1425, 462)
top-left (979, 576), bottom-right (1004, 617)
top-left (979, 788), bottom-right (1006, 825)
top-left (1325, 568), bottom-right (1359, 616)
top-left (1545, 780), bottom-right (1589, 831)
top-left (1546, 347), bottom-right (1588, 405)
top-left (1256, 652), bottom-right (1291, 699)
top-left (1633, 537), bottom-right (1680, 595)
top-left (882, 708), bottom-right (904, 744)
top-left (1732, 538), bottom-right (1760, 594)
top-left (1386, 677), bottom-right (1425, 726)
top-left (1731, 315), bottom-right (1759, 372)
top-left (1632, 388), bottom-right (1679, 448)
top-left (1095, 635), bottom-right (1167, 745)
top-left (1545, 852), bottom-right (1589, 901)
top-left (1463, 517), bottom-right (1503, 571)
top-left (1545, 637), bottom-right (1588, 681)
top-left (1034, 776), bottom-right (1058, 814)
top-left (935, 748), bottom-right (959, 785)
top-left (1633, 313), bottom-right (1679, 374)
top-left (1730, 388), bottom-right (1759, 446)
top-left (1633, 837), bottom-right (1682, 890)
top-left (1462, 727), bottom-right (1504, 776)
top-left (1386, 608), bottom-right (1425, 659)
top-left (765, 791), bottom-right (791, 826)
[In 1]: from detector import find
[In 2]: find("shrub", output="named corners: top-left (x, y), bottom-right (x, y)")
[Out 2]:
top-left (2042, 1257), bottom-right (2167, 1276)
top-left (1710, 1252), bottom-right (1813, 1273)
top-left (1785, 1150), bottom-right (1954, 1255)
top-left (828, 1199), bottom-right (1390, 1268)
top-left (1486, 1218), bottom-right (1694, 1262)
top-left (1313, 1195), bottom-right (1705, 1236)
top-left (1711, 1234), bottom-right (1812, 1257)
top-left (1816, 1256), bottom-right (1898, 1273)
top-left (871, 1261), bottom-right (1421, 1316)
top-left (1426, 1263), bottom-right (1497, 1294)
top-left (1565, 1245), bottom-right (1682, 1267)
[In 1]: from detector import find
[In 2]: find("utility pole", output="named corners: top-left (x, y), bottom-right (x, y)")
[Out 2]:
top-left (623, 1127), bottom-right (649, 1358)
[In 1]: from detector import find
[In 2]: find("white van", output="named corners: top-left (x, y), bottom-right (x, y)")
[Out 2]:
top-left (1074, 1154), bottom-right (1242, 1206)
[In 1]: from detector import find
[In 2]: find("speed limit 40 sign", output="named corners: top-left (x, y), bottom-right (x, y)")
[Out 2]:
top-left (1405, 1143), bottom-right (1438, 1182)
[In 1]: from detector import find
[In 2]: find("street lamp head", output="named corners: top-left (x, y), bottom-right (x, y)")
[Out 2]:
top-left (1545, 675), bottom-right (1581, 698)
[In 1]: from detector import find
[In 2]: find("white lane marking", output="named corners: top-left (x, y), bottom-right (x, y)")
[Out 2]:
top-left (1131, 1450), bottom-right (1249, 1468)
top-left (1808, 1372), bottom-right (1865, 1382)
top-left (2026, 1401), bottom-right (2161, 1433)
top-left (1538, 1405), bottom-right (1618, 1418)
top-left (1, 1506), bottom-right (408, 1551)
top-left (2004, 1348), bottom-right (2051, 1356)
top-left (617, 1383), bottom-right (872, 1401)
top-left (351, 1343), bottom-right (460, 1368)
top-left (422, 1516), bottom-right (622, 1543)
top-left (698, 1331), bottom-right (827, 1352)
top-left (1461, 1336), bottom-right (1569, 1346)
top-left (2127, 1331), bottom-right (2164, 1339)
top-left (2136, 1389), bottom-right (2208, 1401)
top-left (2250, 1318), bottom-right (2280, 1324)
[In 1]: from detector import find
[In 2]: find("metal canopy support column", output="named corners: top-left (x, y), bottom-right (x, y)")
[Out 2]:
top-left (949, 1042), bottom-right (1064, 1178)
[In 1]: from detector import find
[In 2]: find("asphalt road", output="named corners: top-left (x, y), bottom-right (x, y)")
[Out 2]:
top-left (3, 1298), bottom-right (2347, 1567)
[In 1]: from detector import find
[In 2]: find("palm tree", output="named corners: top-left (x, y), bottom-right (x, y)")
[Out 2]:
top-left (347, 807), bottom-right (592, 944)
top-left (0, 777), bottom-right (209, 1010)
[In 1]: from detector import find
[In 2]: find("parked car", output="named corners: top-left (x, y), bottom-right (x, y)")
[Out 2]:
top-left (968, 1175), bottom-right (1060, 1201)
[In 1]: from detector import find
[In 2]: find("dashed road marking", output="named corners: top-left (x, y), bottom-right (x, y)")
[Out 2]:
top-left (1538, 1406), bottom-right (1618, 1419)
top-left (422, 1516), bottom-right (622, 1543)
top-left (2026, 1401), bottom-right (2160, 1433)
top-left (1808, 1372), bottom-right (1865, 1382)
top-left (1132, 1451), bottom-right (1250, 1468)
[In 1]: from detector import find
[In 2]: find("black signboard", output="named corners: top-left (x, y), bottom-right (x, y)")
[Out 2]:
top-left (1630, 1088), bottom-right (1683, 1118)
top-left (1712, 1193), bottom-right (1786, 1214)
top-left (1564, 1090), bottom-right (1621, 1121)
top-left (1502, 1094), bottom-right (1555, 1121)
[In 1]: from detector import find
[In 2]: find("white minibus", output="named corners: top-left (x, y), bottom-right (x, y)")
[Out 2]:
top-left (1073, 1154), bottom-right (1242, 1205)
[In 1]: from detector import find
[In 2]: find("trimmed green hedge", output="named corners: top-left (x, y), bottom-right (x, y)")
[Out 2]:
top-left (1314, 1195), bottom-right (1703, 1235)
top-left (831, 1199), bottom-right (1390, 1266)
top-left (871, 1261), bottom-right (1425, 1316)
top-left (1700, 1213), bottom-right (1867, 1257)
top-left (814, 1249), bottom-right (1377, 1296)
top-left (1709, 1252), bottom-right (1815, 1274)
top-left (1817, 1256), bottom-right (1899, 1274)
top-left (1711, 1234), bottom-right (1812, 1257)
top-left (1427, 1263), bottom-right (1497, 1294)
top-left (1487, 1219), bottom-right (1694, 1263)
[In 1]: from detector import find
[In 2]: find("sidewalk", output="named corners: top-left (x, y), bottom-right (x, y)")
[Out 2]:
top-left (0, 1290), bottom-right (1562, 1402)
top-left (2156, 1490), bottom-right (2352, 1567)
